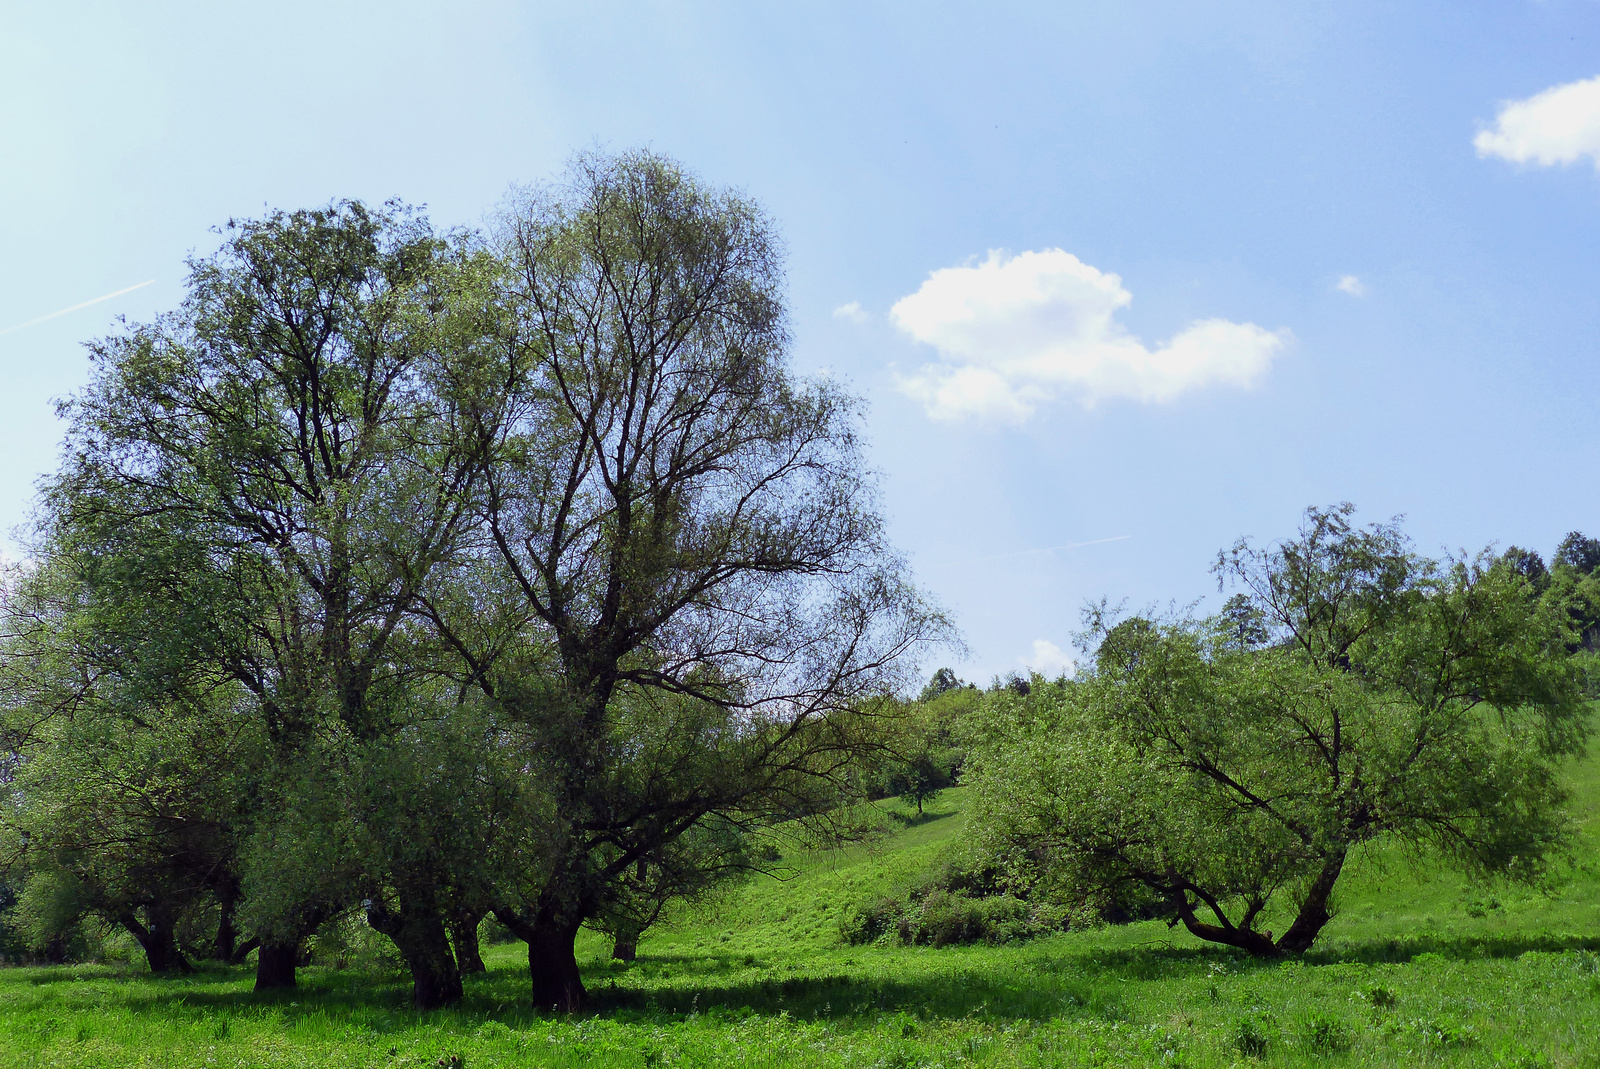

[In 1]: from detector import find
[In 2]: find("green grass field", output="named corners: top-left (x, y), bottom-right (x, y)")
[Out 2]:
top-left (3, 759), bottom-right (1600, 1068)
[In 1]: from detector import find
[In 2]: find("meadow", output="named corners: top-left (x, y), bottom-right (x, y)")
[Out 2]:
top-left (2, 764), bottom-right (1599, 1069)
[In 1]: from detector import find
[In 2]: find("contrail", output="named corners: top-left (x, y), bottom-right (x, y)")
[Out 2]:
top-left (967, 534), bottom-right (1131, 565)
top-left (0, 280), bottom-right (156, 337)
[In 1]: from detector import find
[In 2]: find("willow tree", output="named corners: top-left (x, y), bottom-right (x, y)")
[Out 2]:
top-left (437, 150), bottom-right (944, 1011)
top-left (36, 202), bottom-right (515, 1006)
top-left (970, 506), bottom-right (1587, 957)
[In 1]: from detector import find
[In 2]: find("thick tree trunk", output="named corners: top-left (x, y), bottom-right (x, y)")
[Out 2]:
top-left (118, 908), bottom-right (194, 975)
top-left (368, 894), bottom-right (464, 1010)
top-left (449, 907), bottom-right (487, 974)
top-left (495, 903), bottom-right (586, 1012)
top-left (254, 941), bottom-right (299, 990)
top-left (527, 917), bottom-right (585, 1012)
top-left (1275, 849), bottom-right (1347, 954)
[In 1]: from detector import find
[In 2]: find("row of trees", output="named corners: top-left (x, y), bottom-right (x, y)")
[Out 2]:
top-left (964, 508), bottom-right (1597, 956)
top-left (0, 152), bottom-right (945, 1008)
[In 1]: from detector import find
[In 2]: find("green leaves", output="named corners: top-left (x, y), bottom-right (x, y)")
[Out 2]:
top-left (970, 507), bottom-right (1589, 956)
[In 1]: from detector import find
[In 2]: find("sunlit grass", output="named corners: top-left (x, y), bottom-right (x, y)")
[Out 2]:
top-left (4, 766), bottom-right (1600, 1067)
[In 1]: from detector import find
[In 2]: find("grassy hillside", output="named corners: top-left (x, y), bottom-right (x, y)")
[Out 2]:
top-left (2, 760), bottom-right (1599, 1067)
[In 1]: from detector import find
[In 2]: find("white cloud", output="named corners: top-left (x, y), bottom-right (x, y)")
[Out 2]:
top-left (1475, 74), bottom-right (1600, 169)
top-left (891, 249), bottom-right (1286, 423)
top-left (832, 300), bottom-right (869, 324)
top-left (1336, 275), bottom-right (1365, 297)
top-left (1022, 638), bottom-right (1074, 678)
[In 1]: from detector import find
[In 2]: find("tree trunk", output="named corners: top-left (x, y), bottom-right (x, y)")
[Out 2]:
top-left (495, 903), bottom-right (585, 1012)
top-left (1275, 849), bottom-right (1347, 954)
top-left (527, 917), bottom-right (585, 1012)
top-left (449, 907), bottom-right (487, 974)
top-left (214, 889), bottom-right (239, 962)
top-left (118, 908), bottom-right (194, 975)
top-left (1173, 909), bottom-right (1280, 957)
top-left (611, 930), bottom-right (637, 962)
top-left (368, 894), bottom-right (464, 1010)
top-left (230, 936), bottom-right (261, 966)
top-left (255, 941), bottom-right (298, 990)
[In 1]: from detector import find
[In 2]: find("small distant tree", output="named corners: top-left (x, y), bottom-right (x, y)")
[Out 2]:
top-left (1501, 546), bottom-right (1549, 592)
top-left (886, 752), bottom-right (951, 816)
top-left (591, 818), bottom-right (754, 962)
top-left (969, 505), bottom-right (1587, 957)
top-left (1555, 532), bottom-right (1600, 575)
top-left (1546, 535), bottom-right (1600, 656)
top-left (1218, 592), bottom-right (1268, 649)
top-left (919, 668), bottom-right (963, 702)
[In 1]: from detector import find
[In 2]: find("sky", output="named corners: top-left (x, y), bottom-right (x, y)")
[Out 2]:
top-left (3, 1), bottom-right (1599, 683)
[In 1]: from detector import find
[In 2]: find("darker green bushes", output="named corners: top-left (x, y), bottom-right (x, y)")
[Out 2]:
top-left (841, 889), bottom-right (1067, 947)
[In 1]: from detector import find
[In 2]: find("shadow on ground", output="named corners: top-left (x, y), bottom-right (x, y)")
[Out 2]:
top-left (70, 928), bottom-right (1599, 1031)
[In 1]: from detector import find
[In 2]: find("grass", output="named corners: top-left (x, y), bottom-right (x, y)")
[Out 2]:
top-left (4, 766), bottom-right (1600, 1067)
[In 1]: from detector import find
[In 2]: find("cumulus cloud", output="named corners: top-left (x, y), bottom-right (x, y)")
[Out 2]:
top-left (1336, 275), bottom-right (1365, 297)
top-left (891, 250), bottom-right (1286, 422)
top-left (1475, 74), bottom-right (1600, 169)
top-left (832, 300), bottom-right (869, 324)
top-left (1023, 639), bottom-right (1074, 678)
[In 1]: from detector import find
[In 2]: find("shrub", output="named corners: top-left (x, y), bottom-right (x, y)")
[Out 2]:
top-left (1232, 1014), bottom-right (1273, 1058)
top-left (841, 889), bottom-right (1068, 947)
top-left (1302, 1013), bottom-right (1352, 1053)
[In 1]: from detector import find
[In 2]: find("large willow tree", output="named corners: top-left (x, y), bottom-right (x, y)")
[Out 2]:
top-left (431, 151), bottom-right (945, 1011)
top-left (969, 506), bottom-right (1587, 957)
top-left (7, 202), bottom-right (530, 1007)
top-left (3, 154), bottom-right (941, 1011)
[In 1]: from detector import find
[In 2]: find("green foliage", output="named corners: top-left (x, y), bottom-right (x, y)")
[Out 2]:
top-left (917, 667), bottom-right (967, 702)
top-left (439, 150), bottom-right (946, 1007)
top-left (1544, 547), bottom-right (1600, 657)
top-left (867, 675), bottom-right (975, 814)
top-left (1554, 532), bottom-right (1600, 574)
top-left (1, 759), bottom-right (1600, 1066)
top-left (883, 753), bottom-right (952, 816)
top-left (841, 888), bottom-right (1068, 947)
top-left (1, 153), bottom-right (944, 1010)
top-left (967, 505), bottom-right (1589, 958)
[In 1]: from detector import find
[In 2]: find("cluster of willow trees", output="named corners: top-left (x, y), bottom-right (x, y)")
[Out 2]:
top-left (0, 151), bottom-right (944, 1009)
top-left (963, 509), bottom-right (1599, 957)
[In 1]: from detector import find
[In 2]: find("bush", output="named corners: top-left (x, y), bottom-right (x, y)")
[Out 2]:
top-left (841, 890), bottom-right (1068, 947)
top-left (1302, 1013), bottom-right (1351, 1053)
top-left (1232, 1014), bottom-right (1273, 1058)
top-left (305, 913), bottom-right (404, 971)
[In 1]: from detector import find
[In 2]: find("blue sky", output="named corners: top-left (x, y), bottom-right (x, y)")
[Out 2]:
top-left (4, 1), bottom-right (1599, 681)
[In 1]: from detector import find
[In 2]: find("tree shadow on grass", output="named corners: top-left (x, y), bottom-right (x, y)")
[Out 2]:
top-left (19, 962), bottom-right (242, 988)
top-left (589, 930), bottom-right (1600, 1022)
top-left (69, 928), bottom-right (1600, 1030)
top-left (883, 809), bottom-right (958, 831)
top-left (1306, 930), bottom-right (1600, 966)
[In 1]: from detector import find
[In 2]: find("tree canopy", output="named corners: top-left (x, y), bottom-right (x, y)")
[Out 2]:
top-left (968, 505), bottom-right (1588, 957)
top-left (0, 154), bottom-right (944, 1010)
